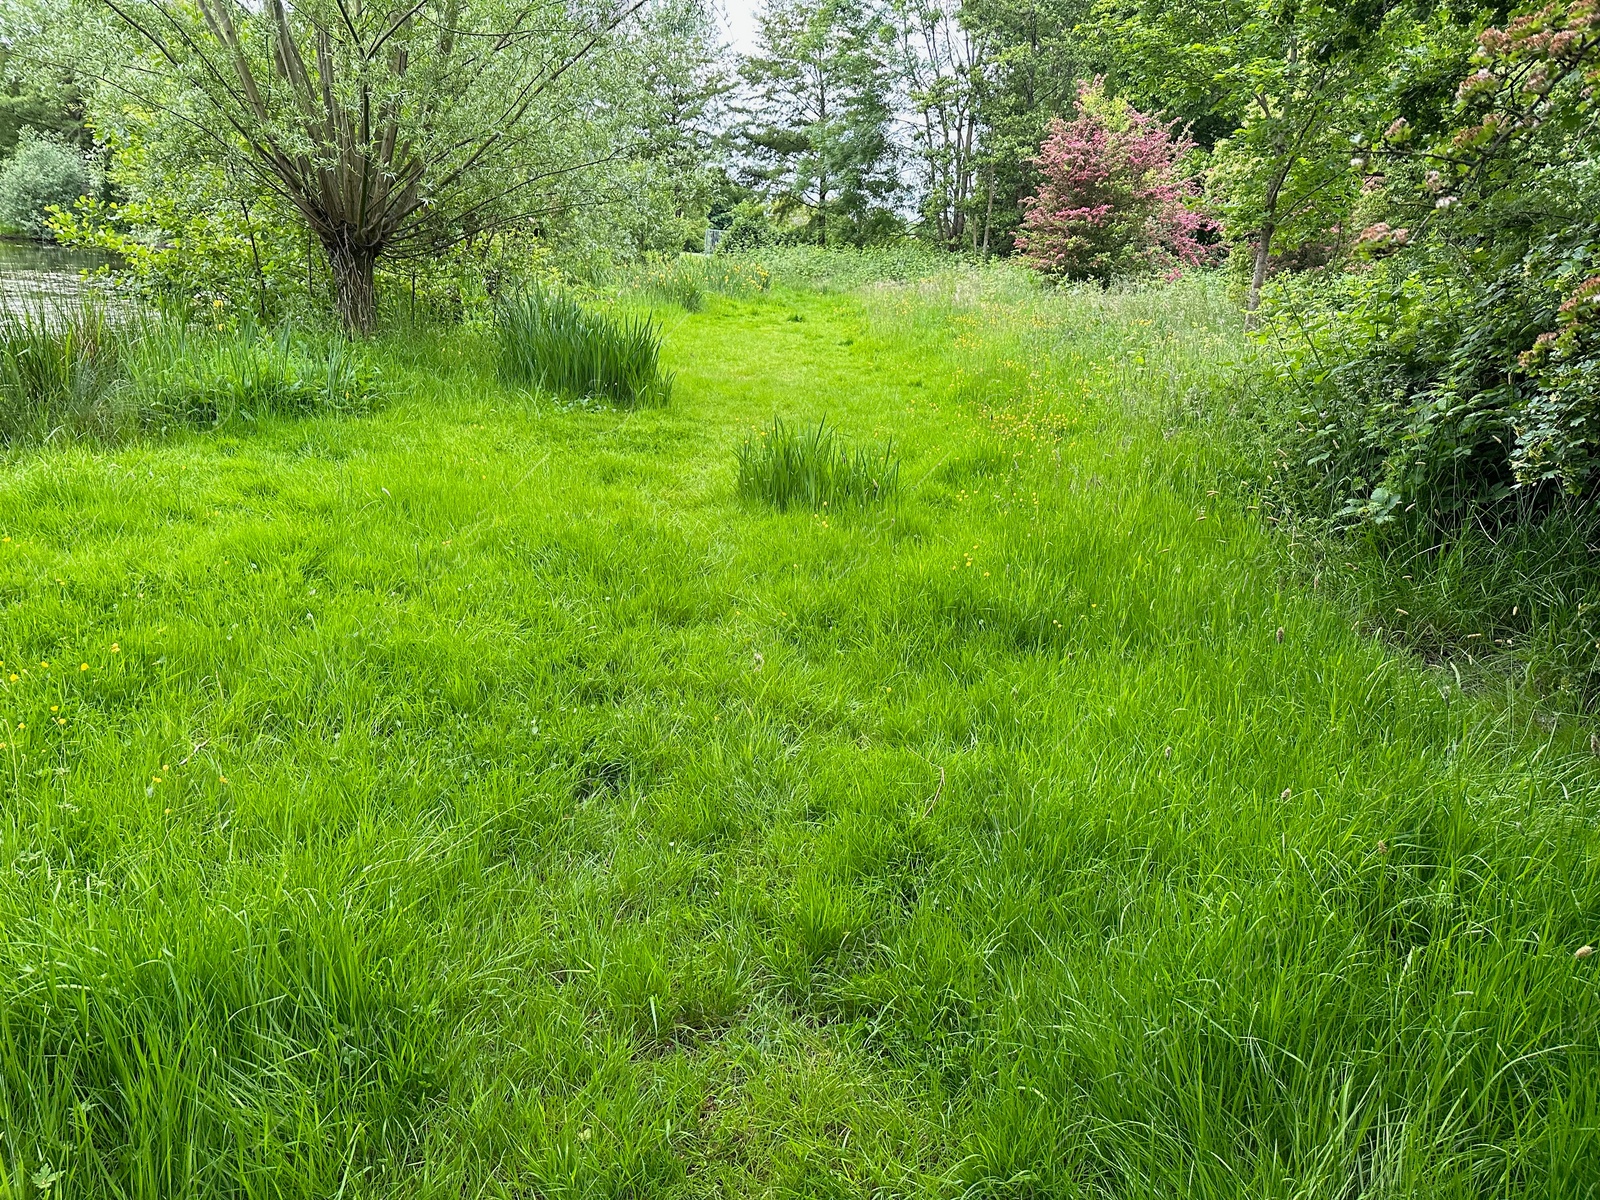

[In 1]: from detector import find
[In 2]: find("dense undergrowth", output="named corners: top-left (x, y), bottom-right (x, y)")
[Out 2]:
top-left (0, 258), bottom-right (1594, 1198)
top-left (0, 304), bottom-right (378, 443)
top-left (1248, 270), bottom-right (1600, 712)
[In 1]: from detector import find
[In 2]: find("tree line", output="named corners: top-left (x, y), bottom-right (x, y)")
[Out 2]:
top-left (729, 0), bottom-right (1600, 530)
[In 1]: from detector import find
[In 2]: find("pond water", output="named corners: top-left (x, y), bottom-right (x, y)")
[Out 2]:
top-left (0, 239), bottom-right (116, 312)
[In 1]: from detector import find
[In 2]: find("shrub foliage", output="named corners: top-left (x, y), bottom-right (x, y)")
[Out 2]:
top-left (1259, 3), bottom-right (1600, 527)
top-left (0, 133), bottom-right (97, 240)
top-left (1017, 80), bottom-right (1213, 283)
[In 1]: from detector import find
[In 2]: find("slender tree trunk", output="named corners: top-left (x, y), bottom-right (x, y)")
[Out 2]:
top-left (816, 69), bottom-right (828, 248)
top-left (1247, 221), bottom-right (1275, 317)
top-left (1246, 89), bottom-right (1302, 319)
top-left (238, 198), bottom-right (268, 321)
top-left (972, 164), bottom-right (985, 259)
top-left (951, 109), bottom-right (973, 251)
top-left (328, 241), bottom-right (378, 335)
top-left (1246, 155), bottom-right (1292, 319)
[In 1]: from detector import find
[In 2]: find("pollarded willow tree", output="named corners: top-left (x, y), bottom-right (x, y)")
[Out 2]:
top-left (92, 0), bottom-right (649, 331)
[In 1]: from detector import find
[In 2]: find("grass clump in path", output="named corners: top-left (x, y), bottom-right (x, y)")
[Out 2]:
top-left (736, 415), bottom-right (898, 511)
top-left (496, 283), bottom-right (672, 407)
top-left (0, 271), bottom-right (1595, 1198)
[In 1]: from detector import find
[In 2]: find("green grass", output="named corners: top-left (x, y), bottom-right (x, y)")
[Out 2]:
top-left (0, 266), bottom-right (1596, 1198)
top-left (606, 256), bottom-right (775, 313)
top-left (736, 416), bottom-right (898, 511)
top-left (745, 242), bottom-right (950, 292)
top-left (123, 317), bottom-right (378, 429)
top-left (0, 304), bottom-right (378, 443)
top-left (0, 302), bottom-right (123, 435)
top-left (496, 284), bottom-right (673, 407)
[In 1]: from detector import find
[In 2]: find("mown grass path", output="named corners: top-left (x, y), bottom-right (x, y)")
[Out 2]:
top-left (1, 278), bottom-right (1596, 1198)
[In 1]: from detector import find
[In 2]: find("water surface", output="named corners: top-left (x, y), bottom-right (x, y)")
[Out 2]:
top-left (0, 239), bottom-right (115, 311)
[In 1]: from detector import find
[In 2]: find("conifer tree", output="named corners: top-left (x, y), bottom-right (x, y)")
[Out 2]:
top-left (737, 0), bottom-right (900, 245)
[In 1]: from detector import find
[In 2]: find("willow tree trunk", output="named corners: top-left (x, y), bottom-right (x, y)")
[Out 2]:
top-left (329, 242), bottom-right (379, 335)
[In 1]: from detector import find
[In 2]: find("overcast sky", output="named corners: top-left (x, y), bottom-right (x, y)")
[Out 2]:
top-left (719, 0), bottom-right (761, 54)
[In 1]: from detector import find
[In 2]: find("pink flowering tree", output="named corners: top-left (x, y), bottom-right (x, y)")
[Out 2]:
top-left (1016, 80), bottom-right (1215, 282)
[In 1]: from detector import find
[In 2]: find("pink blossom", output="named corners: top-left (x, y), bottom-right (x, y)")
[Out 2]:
top-left (1457, 69), bottom-right (1499, 101)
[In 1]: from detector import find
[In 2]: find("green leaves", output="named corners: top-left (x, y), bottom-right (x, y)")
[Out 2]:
top-left (86, 0), bottom-right (691, 329)
top-left (736, 0), bottom-right (902, 245)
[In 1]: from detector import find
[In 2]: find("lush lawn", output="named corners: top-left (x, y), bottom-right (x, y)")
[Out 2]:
top-left (2, 270), bottom-right (1597, 1198)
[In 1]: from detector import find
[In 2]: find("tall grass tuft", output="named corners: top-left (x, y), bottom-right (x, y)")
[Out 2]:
top-left (736, 416), bottom-right (899, 511)
top-left (124, 319), bottom-right (377, 429)
top-left (496, 285), bottom-right (672, 407)
top-left (0, 303), bottom-right (378, 443)
top-left (623, 256), bottom-right (773, 310)
top-left (636, 260), bottom-right (705, 311)
top-left (0, 302), bottom-right (124, 438)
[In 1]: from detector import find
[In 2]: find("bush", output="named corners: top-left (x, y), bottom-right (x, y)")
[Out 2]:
top-left (1255, 166), bottom-right (1600, 529)
top-left (495, 285), bottom-right (672, 407)
top-left (717, 201), bottom-right (773, 253)
top-left (1236, 2), bottom-right (1600, 710)
top-left (736, 417), bottom-right (898, 511)
top-left (0, 133), bottom-right (97, 240)
top-left (1017, 80), bottom-right (1213, 283)
top-left (1250, 5), bottom-right (1600, 530)
top-left (0, 304), bottom-right (379, 443)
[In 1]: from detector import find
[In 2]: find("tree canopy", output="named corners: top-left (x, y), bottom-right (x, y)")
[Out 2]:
top-left (82, 0), bottom-right (662, 329)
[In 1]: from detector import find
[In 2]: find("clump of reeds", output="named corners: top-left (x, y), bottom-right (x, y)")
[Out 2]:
top-left (637, 261), bottom-right (705, 312)
top-left (495, 285), bottom-right (672, 407)
top-left (0, 301), bottom-right (378, 443)
top-left (125, 320), bottom-right (376, 429)
top-left (0, 302), bottom-right (125, 438)
top-left (736, 417), bottom-right (899, 511)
